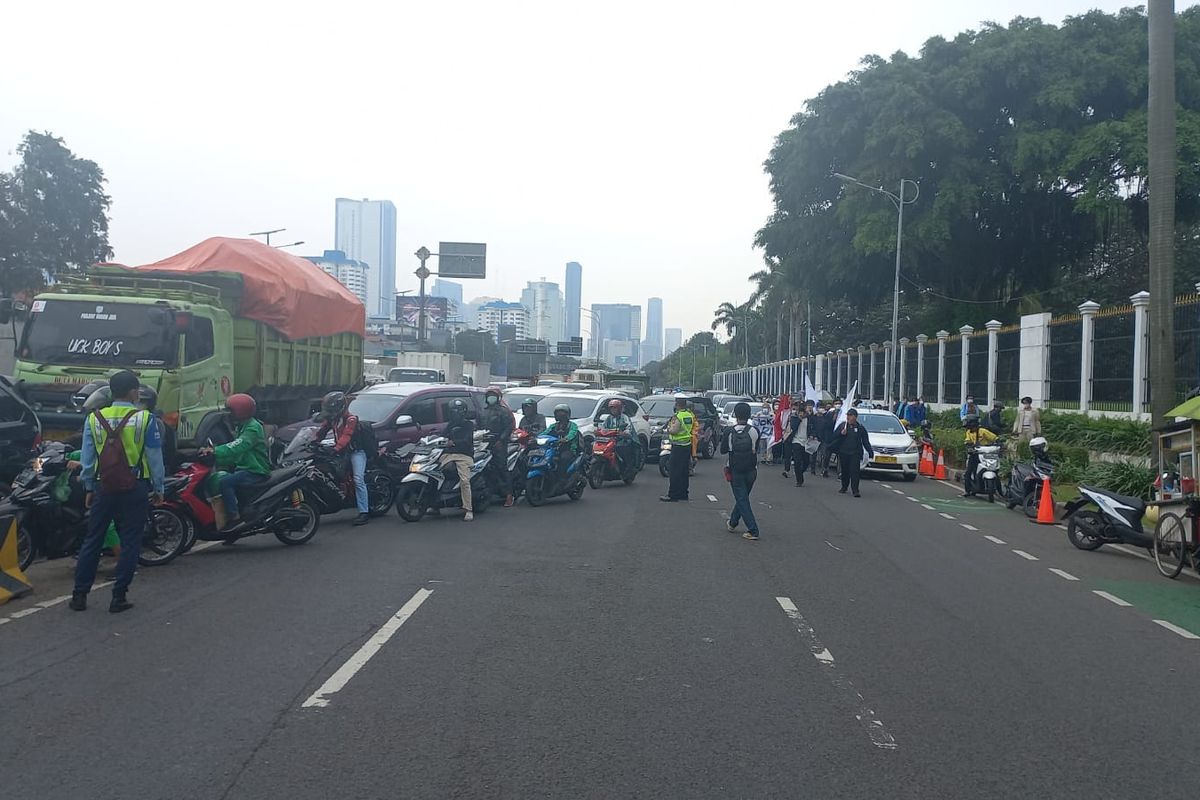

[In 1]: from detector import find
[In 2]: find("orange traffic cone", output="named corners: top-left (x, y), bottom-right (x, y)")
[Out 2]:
top-left (1034, 476), bottom-right (1055, 524)
top-left (919, 444), bottom-right (935, 476)
top-left (933, 449), bottom-right (947, 480)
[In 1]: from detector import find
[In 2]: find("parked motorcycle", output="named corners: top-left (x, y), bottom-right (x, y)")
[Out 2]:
top-left (278, 427), bottom-right (396, 516)
top-left (395, 431), bottom-right (493, 521)
top-left (4, 442), bottom-right (186, 571)
top-left (588, 428), bottom-right (641, 489)
top-left (524, 428), bottom-right (588, 506)
top-left (1006, 437), bottom-right (1055, 518)
top-left (1063, 486), bottom-right (1154, 552)
top-left (964, 444), bottom-right (1004, 502)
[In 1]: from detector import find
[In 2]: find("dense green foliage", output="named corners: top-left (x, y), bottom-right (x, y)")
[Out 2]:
top-left (721, 8), bottom-right (1200, 360)
top-left (0, 132), bottom-right (112, 295)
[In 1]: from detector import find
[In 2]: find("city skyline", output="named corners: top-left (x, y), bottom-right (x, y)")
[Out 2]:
top-left (334, 198), bottom-right (397, 320)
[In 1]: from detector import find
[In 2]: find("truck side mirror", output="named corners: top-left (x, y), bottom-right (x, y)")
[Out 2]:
top-left (0, 298), bottom-right (12, 326)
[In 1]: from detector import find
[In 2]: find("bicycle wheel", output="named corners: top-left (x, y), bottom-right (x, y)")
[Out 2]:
top-left (1154, 512), bottom-right (1188, 579)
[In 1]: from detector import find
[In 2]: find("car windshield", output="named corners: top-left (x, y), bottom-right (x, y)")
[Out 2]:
top-left (20, 299), bottom-right (178, 368)
top-left (858, 413), bottom-right (906, 435)
top-left (537, 394), bottom-right (599, 419)
top-left (349, 392), bottom-right (407, 423)
top-left (640, 397), bottom-right (679, 417)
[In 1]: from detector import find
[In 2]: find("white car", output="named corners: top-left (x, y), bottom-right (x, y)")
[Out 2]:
top-left (855, 407), bottom-right (920, 481)
top-left (718, 399), bottom-right (763, 429)
top-left (534, 390), bottom-right (652, 450)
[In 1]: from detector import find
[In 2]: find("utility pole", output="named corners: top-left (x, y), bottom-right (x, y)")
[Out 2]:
top-left (414, 246), bottom-right (432, 346)
top-left (1149, 0), bottom-right (1177, 429)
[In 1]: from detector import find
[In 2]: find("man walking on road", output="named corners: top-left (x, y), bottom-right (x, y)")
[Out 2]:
top-left (722, 402), bottom-right (761, 540)
top-left (835, 408), bottom-right (873, 497)
top-left (661, 395), bottom-right (695, 502)
top-left (71, 370), bottom-right (165, 613)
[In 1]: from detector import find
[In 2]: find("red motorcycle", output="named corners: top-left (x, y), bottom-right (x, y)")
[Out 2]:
top-left (587, 428), bottom-right (642, 489)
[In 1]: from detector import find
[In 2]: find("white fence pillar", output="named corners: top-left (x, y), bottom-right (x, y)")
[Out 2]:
top-left (869, 344), bottom-right (879, 402)
top-left (837, 350), bottom-right (846, 396)
top-left (815, 353), bottom-right (825, 392)
top-left (898, 337), bottom-right (910, 400)
top-left (915, 334), bottom-right (928, 400)
top-left (882, 342), bottom-right (893, 405)
top-left (959, 325), bottom-right (974, 404)
top-left (1018, 312), bottom-right (1052, 408)
top-left (857, 346), bottom-right (866, 394)
top-left (826, 351), bottom-right (836, 394)
top-left (985, 319), bottom-right (1002, 407)
top-left (1132, 291), bottom-right (1150, 418)
top-left (1078, 301), bottom-right (1100, 413)
top-left (936, 330), bottom-right (949, 405)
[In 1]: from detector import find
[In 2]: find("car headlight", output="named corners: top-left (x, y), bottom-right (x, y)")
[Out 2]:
top-left (904, 442), bottom-right (919, 454)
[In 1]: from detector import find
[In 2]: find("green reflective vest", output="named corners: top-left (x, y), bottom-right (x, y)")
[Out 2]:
top-left (669, 410), bottom-right (695, 445)
top-left (89, 405), bottom-right (152, 480)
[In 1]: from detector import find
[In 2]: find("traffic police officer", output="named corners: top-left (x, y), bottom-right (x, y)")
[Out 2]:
top-left (661, 395), bottom-right (695, 502)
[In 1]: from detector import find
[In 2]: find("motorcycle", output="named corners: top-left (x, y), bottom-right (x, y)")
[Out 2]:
top-left (395, 431), bottom-right (493, 521)
top-left (158, 443), bottom-right (322, 550)
top-left (656, 431), bottom-right (697, 478)
top-left (505, 428), bottom-right (537, 500)
top-left (964, 444), bottom-right (1004, 502)
top-left (278, 427), bottom-right (396, 516)
top-left (4, 442), bottom-right (186, 572)
top-left (1063, 486), bottom-right (1154, 552)
top-left (524, 428), bottom-right (588, 506)
top-left (1006, 453), bottom-right (1055, 518)
top-left (588, 428), bottom-right (641, 489)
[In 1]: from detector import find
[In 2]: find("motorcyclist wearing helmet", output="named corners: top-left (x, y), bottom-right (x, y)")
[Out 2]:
top-left (481, 387), bottom-right (516, 507)
top-left (138, 385), bottom-right (178, 473)
top-left (598, 398), bottom-right (636, 469)
top-left (961, 413), bottom-right (998, 497)
top-left (315, 391), bottom-right (370, 526)
top-left (442, 398), bottom-right (476, 521)
top-left (200, 394), bottom-right (271, 533)
top-left (549, 403), bottom-right (582, 479)
top-left (1029, 436), bottom-right (1052, 467)
top-left (517, 398), bottom-right (546, 435)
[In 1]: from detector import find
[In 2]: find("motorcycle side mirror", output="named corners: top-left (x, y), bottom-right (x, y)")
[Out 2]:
top-left (395, 414), bottom-right (416, 427)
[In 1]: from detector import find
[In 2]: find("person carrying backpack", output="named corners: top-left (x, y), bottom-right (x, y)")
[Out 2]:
top-left (315, 391), bottom-right (372, 526)
top-left (720, 402), bottom-right (761, 541)
top-left (71, 370), bottom-right (165, 614)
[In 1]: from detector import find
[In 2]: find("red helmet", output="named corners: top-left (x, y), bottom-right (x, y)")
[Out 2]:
top-left (225, 393), bottom-right (257, 421)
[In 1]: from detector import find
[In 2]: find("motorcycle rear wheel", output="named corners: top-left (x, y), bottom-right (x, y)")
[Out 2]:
top-left (567, 477), bottom-right (586, 501)
top-left (658, 455), bottom-right (670, 478)
top-left (525, 476), bottom-right (546, 507)
top-left (16, 519), bottom-right (34, 572)
top-left (396, 484), bottom-right (427, 522)
top-left (367, 472), bottom-right (397, 517)
top-left (1154, 512), bottom-right (1188, 579)
top-left (274, 502), bottom-right (320, 545)
top-left (588, 468), bottom-right (605, 490)
top-left (1023, 489), bottom-right (1043, 519)
top-left (1066, 510), bottom-right (1105, 551)
top-left (139, 508), bottom-right (188, 566)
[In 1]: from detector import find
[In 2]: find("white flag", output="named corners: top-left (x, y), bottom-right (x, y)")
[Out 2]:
top-left (834, 380), bottom-right (858, 433)
top-left (804, 371), bottom-right (819, 404)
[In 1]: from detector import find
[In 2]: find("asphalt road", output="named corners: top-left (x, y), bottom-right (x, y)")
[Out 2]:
top-left (4, 458), bottom-right (1200, 799)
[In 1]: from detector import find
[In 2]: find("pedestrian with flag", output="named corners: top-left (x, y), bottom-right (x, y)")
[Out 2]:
top-left (765, 394), bottom-right (791, 464)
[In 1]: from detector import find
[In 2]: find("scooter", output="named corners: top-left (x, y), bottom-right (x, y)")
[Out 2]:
top-left (588, 428), bottom-right (642, 489)
top-left (394, 431), bottom-right (493, 521)
top-left (656, 436), bottom-right (697, 478)
top-left (506, 428), bottom-right (536, 500)
top-left (278, 427), bottom-right (396, 516)
top-left (524, 428), bottom-right (588, 506)
top-left (1007, 454), bottom-right (1055, 518)
top-left (3, 442), bottom-right (188, 572)
top-left (964, 444), bottom-right (1004, 502)
top-left (1063, 486), bottom-right (1154, 552)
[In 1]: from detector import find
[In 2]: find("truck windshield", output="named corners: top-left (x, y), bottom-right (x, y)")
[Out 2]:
top-left (20, 300), bottom-right (177, 368)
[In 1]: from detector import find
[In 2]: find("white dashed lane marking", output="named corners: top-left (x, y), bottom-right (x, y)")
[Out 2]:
top-left (706, 494), bottom-right (718, 502)
top-left (1048, 568), bottom-right (1079, 581)
top-left (984, 535), bottom-right (1006, 545)
top-left (960, 524), bottom-right (979, 531)
top-left (939, 512), bottom-right (955, 520)
top-left (920, 504), bottom-right (936, 511)
top-left (1012, 550), bottom-right (1040, 561)
top-left (1153, 620), bottom-right (1200, 640)
top-left (1093, 590), bottom-right (1132, 607)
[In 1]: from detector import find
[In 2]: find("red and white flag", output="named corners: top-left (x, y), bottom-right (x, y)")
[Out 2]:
top-left (765, 393), bottom-right (792, 451)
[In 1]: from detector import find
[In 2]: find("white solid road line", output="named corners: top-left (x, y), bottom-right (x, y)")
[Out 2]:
top-left (4, 579), bottom-right (115, 626)
top-left (1153, 619), bottom-right (1200, 640)
top-left (939, 512), bottom-right (955, 520)
top-left (1048, 568), bottom-right (1079, 581)
top-left (1012, 550), bottom-right (1040, 561)
top-left (1092, 590), bottom-right (1132, 607)
top-left (706, 494), bottom-right (718, 502)
top-left (921, 504), bottom-right (936, 511)
top-left (984, 535), bottom-right (1006, 545)
top-left (960, 524), bottom-right (979, 531)
top-left (775, 596), bottom-right (898, 750)
top-left (302, 587), bottom-right (434, 709)
top-left (892, 489), bottom-right (905, 495)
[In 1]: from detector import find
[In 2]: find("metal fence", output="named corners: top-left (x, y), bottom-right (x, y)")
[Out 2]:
top-left (967, 332), bottom-right (989, 401)
top-left (943, 336), bottom-right (962, 404)
top-left (1174, 295), bottom-right (1200, 402)
top-left (1093, 305), bottom-right (1134, 412)
top-left (1048, 314), bottom-right (1082, 409)
top-left (920, 342), bottom-right (938, 401)
top-left (995, 326), bottom-right (1021, 405)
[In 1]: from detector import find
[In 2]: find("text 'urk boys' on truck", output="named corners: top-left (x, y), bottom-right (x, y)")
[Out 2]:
top-left (11, 237), bottom-right (366, 445)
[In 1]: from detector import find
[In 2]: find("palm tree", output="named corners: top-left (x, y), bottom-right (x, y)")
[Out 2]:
top-left (1148, 0), bottom-right (1176, 427)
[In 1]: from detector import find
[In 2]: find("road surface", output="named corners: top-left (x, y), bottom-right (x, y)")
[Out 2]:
top-left (3, 460), bottom-right (1198, 799)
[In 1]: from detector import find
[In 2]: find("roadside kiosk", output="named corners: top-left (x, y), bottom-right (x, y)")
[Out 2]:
top-left (1150, 397), bottom-right (1200, 578)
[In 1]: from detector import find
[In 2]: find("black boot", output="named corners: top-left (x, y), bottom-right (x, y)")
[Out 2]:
top-left (352, 513), bottom-right (370, 526)
top-left (109, 593), bottom-right (133, 614)
top-left (69, 592), bottom-right (87, 611)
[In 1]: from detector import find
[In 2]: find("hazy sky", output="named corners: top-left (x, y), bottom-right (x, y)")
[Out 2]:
top-left (2, 1), bottom-right (1187, 341)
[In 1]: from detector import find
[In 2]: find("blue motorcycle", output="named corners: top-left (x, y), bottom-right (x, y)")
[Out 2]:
top-left (524, 428), bottom-right (588, 506)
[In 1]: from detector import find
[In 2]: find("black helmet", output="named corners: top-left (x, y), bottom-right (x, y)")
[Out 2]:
top-left (963, 414), bottom-right (980, 428)
top-left (448, 398), bottom-right (468, 417)
top-left (521, 397), bottom-right (538, 411)
top-left (553, 403), bottom-right (571, 421)
top-left (321, 391), bottom-right (347, 420)
top-left (72, 380), bottom-right (108, 410)
top-left (138, 384), bottom-right (158, 412)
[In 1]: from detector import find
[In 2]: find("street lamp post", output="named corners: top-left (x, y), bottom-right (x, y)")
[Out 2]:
top-left (249, 228), bottom-right (285, 246)
top-left (274, 240), bottom-right (304, 249)
top-left (834, 172), bottom-right (920, 406)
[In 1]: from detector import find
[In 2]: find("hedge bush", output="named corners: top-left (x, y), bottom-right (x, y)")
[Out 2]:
top-left (926, 407), bottom-right (1150, 456)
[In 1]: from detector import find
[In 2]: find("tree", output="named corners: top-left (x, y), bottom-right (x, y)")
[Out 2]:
top-left (1149, 0), bottom-right (1177, 426)
top-left (453, 329), bottom-right (500, 363)
top-left (0, 131), bottom-right (112, 296)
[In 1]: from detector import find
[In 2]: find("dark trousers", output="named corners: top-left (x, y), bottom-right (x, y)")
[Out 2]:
top-left (839, 454), bottom-right (861, 493)
top-left (221, 470), bottom-right (268, 518)
top-left (790, 446), bottom-right (809, 483)
top-left (963, 453), bottom-right (980, 494)
top-left (489, 445), bottom-right (512, 496)
top-left (668, 441), bottom-right (691, 499)
top-left (74, 481), bottom-right (150, 596)
top-left (729, 469), bottom-right (758, 534)
top-left (819, 443), bottom-right (834, 474)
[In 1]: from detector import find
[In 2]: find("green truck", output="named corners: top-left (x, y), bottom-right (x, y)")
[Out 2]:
top-left (5, 267), bottom-right (364, 444)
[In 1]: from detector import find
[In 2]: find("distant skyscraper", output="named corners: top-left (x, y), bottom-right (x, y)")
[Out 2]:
top-left (521, 280), bottom-right (565, 345)
top-left (304, 250), bottom-right (369, 306)
top-left (335, 197), bottom-right (397, 320)
top-left (591, 303), bottom-right (642, 366)
top-left (476, 301), bottom-right (530, 341)
top-left (431, 279), bottom-right (463, 308)
top-left (565, 262), bottom-right (582, 339)
top-left (665, 328), bottom-right (683, 357)
top-left (642, 297), bottom-right (664, 362)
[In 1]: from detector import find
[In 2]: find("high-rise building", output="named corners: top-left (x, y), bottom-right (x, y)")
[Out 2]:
top-left (591, 303), bottom-right (642, 366)
top-left (335, 197), bottom-right (397, 320)
top-left (564, 262), bottom-right (582, 339)
top-left (476, 301), bottom-right (530, 341)
top-left (665, 328), bottom-right (683, 357)
top-left (520, 280), bottom-right (564, 345)
top-left (304, 250), bottom-right (369, 306)
top-left (431, 279), bottom-right (463, 307)
top-left (642, 297), bottom-right (664, 362)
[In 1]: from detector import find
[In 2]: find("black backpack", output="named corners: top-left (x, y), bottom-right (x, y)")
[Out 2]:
top-left (728, 425), bottom-right (756, 473)
top-left (351, 419), bottom-right (379, 464)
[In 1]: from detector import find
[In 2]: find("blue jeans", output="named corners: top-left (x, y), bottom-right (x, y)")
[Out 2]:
top-left (728, 468), bottom-right (759, 535)
top-left (350, 449), bottom-right (368, 514)
top-left (74, 481), bottom-right (150, 596)
top-left (221, 470), bottom-right (268, 518)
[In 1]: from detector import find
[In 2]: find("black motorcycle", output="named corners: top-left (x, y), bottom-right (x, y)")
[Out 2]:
top-left (278, 427), bottom-right (395, 516)
top-left (4, 442), bottom-right (186, 572)
top-left (1006, 456), bottom-right (1055, 518)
